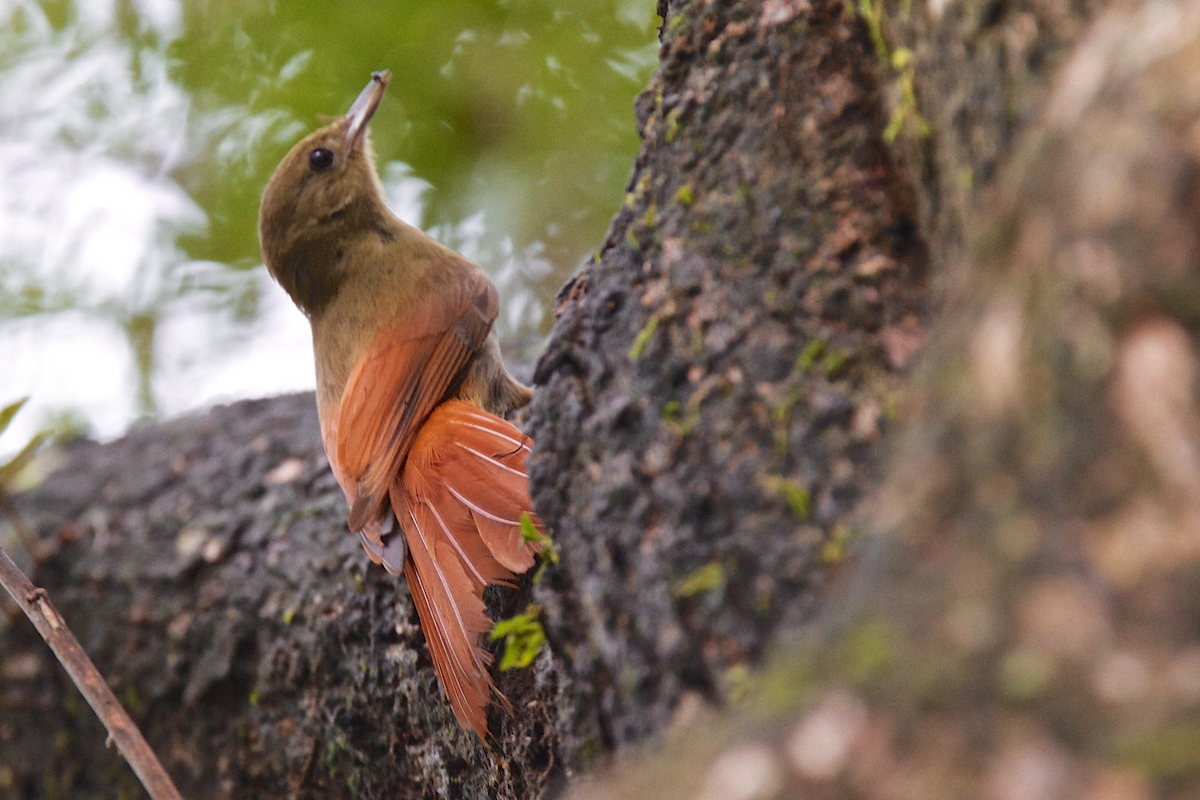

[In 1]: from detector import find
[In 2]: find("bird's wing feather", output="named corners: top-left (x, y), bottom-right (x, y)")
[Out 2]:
top-left (335, 265), bottom-right (498, 533)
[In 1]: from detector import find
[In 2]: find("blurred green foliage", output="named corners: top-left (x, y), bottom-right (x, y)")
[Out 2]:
top-left (0, 398), bottom-right (45, 494)
top-left (0, 0), bottom-right (657, 427)
top-left (169, 0), bottom-right (658, 310)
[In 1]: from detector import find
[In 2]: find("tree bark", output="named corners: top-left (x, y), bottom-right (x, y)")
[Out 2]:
top-left (7, 0), bottom-right (1186, 796)
top-left (526, 0), bottom-right (926, 754)
top-left (564, 0), bottom-right (1200, 798)
top-left (4, 394), bottom-right (569, 799)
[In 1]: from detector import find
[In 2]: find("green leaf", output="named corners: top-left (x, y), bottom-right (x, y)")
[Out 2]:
top-left (520, 513), bottom-right (559, 583)
top-left (489, 605), bottom-right (546, 671)
top-left (672, 562), bottom-right (725, 598)
top-left (759, 475), bottom-right (811, 519)
top-left (519, 513), bottom-right (543, 544)
top-left (0, 397), bottom-right (29, 437)
top-left (0, 431), bottom-right (47, 488)
top-left (627, 314), bottom-right (660, 361)
top-left (796, 340), bottom-right (825, 372)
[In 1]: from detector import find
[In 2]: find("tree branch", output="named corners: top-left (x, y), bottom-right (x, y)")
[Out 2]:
top-left (0, 544), bottom-right (184, 800)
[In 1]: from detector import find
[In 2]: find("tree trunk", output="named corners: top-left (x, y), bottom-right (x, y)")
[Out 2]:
top-left (8, 0), bottom-right (1186, 796)
top-left (563, 0), bottom-right (1200, 798)
top-left (526, 0), bottom-right (926, 754)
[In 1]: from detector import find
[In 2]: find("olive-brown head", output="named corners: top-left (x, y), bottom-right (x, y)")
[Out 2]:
top-left (258, 70), bottom-right (392, 316)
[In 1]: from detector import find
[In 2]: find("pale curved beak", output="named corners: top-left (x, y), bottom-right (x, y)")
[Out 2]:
top-left (345, 70), bottom-right (390, 148)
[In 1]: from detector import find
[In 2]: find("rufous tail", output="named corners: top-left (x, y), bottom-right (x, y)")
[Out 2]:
top-left (390, 399), bottom-right (544, 739)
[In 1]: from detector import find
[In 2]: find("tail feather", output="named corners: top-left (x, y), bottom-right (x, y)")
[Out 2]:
top-left (402, 548), bottom-right (492, 736)
top-left (443, 407), bottom-right (544, 573)
top-left (392, 399), bottom-right (544, 739)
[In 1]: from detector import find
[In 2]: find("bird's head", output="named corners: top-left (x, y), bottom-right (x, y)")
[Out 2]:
top-left (258, 71), bottom-right (391, 314)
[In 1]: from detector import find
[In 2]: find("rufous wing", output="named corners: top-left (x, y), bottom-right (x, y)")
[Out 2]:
top-left (334, 264), bottom-right (499, 538)
top-left (394, 399), bottom-right (544, 738)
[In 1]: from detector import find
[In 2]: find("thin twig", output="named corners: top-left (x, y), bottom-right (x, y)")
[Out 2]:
top-left (0, 544), bottom-right (184, 800)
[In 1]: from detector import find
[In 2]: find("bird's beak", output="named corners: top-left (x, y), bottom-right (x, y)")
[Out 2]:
top-left (345, 70), bottom-right (390, 148)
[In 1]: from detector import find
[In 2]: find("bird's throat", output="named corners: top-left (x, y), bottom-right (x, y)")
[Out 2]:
top-left (273, 231), bottom-right (349, 319)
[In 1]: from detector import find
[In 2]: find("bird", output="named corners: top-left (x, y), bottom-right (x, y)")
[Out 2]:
top-left (258, 70), bottom-right (544, 740)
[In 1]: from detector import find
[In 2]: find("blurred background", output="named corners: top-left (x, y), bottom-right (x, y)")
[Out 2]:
top-left (0, 0), bottom-right (658, 450)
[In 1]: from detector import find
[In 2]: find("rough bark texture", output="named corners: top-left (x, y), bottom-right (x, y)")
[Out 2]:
top-left (567, 0), bottom-right (1200, 798)
top-left (7, 0), bottom-right (1194, 796)
top-left (2, 394), bottom-right (563, 799)
top-left (527, 0), bottom-right (924, 752)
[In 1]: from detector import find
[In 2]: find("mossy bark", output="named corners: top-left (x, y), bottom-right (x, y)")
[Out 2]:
top-left (565, 0), bottom-right (1200, 798)
top-left (527, 0), bottom-right (925, 753)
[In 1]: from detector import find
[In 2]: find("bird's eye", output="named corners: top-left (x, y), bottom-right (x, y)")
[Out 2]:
top-left (309, 148), bottom-right (335, 172)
